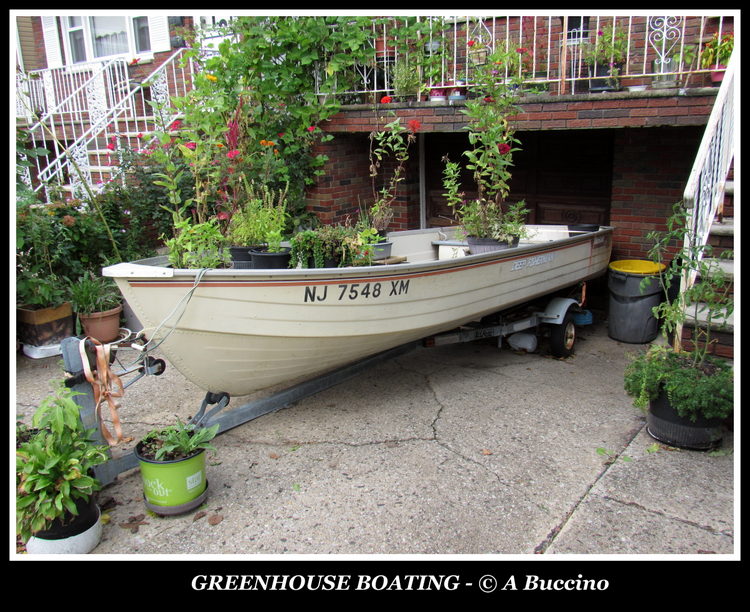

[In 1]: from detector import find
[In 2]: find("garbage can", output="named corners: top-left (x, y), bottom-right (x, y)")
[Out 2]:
top-left (608, 260), bottom-right (666, 343)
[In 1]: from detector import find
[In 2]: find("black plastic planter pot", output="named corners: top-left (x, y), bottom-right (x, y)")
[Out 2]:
top-left (467, 236), bottom-right (519, 254)
top-left (646, 389), bottom-right (725, 451)
top-left (229, 246), bottom-right (254, 269)
top-left (250, 247), bottom-right (292, 269)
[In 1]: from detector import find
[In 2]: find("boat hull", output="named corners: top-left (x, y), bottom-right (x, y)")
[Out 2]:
top-left (104, 226), bottom-right (613, 396)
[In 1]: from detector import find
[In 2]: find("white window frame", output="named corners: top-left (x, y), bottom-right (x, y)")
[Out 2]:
top-left (60, 15), bottom-right (154, 65)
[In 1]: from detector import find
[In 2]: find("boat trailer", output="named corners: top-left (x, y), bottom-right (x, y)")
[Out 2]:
top-left (60, 286), bottom-right (590, 485)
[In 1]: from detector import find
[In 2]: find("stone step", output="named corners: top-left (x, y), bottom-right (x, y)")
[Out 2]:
top-left (683, 301), bottom-right (734, 333)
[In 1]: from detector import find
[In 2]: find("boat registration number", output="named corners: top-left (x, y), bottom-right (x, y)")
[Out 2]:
top-left (303, 280), bottom-right (410, 303)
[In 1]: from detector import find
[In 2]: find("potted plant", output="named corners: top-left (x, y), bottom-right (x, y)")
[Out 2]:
top-left (364, 116), bottom-right (418, 258)
top-left (232, 182), bottom-right (291, 268)
top-left (700, 31), bottom-right (733, 84)
top-left (392, 56), bottom-right (422, 102)
top-left (69, 271), bottom-right (123, 343)
top-left (623, 203), bottom-right (734, 450)
top-left (441, 61), bottom-right (529, 253)
top-left (16, 190), bottom-right (75, 357)
top-left (225, 197), bottom-right (268, 268)
top-left (582, 23), bottom-right (628, 92)
top-left (17, 385), bottom-right (109, 553)
top-left (134, 418), bottom-right (220, 515)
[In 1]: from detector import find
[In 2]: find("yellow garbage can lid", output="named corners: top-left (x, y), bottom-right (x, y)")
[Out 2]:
top-left (609, 259), bottom-right (666, 275)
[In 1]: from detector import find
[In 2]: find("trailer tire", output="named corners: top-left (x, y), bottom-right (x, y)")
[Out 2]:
top-left (549, 310), bottom-right (576, 357)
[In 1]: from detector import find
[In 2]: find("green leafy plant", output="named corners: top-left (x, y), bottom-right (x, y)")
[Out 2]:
top-left (16, 385), bottom-right (109, 543)
top-left (289, 224), bottom-right (356, 268)
top-left (163, 217), bottom-right (230, 269)
top-left (623, 202), bottom-right (734, 422)
top-left (226, 198), bottom-right (267, 247)
top-left (138, 419), bottom-right (220, 462)
top-left (392, 56), bottom-right (422, 98)
top-left (700, 31), bottom-right (734, 69)
top-left (68, 271), bottom-right (121, 315)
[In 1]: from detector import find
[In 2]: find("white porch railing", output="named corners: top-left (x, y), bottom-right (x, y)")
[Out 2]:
top-left (315, 15), bottom-right (734, 98)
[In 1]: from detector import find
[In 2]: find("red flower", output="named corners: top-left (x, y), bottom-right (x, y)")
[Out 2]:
top-left (168, 120), bottom-right (182, 131)
top-left (307, 126), bottom-right (316, 133)
top-left (185, 142), bottom-right (196, 149)
top-left (106, 135), bottom-right (116, 151)
top-left (407, 119), bottom-right (421, 133)
top-left (136, 132), bottom-right (143, 139)
top-left (516, 47), bottom-right (528, 54)
top-left (468, 39), bottom-right (476, 47)
top-left (498, 143), bottom-right (511, 155)
top-left (216, 211), bottom-right (230, 221)
top-left (226, 149), bottom-right (241, 160)
top-left (380, 96), bottom-right (393, 104)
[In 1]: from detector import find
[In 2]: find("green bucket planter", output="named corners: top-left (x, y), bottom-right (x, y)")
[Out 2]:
top-left (134, 443), bottom-right (209, 515)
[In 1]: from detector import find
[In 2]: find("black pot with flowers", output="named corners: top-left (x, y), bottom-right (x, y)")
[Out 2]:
top-left (582, 23), bottom-right (628, 92)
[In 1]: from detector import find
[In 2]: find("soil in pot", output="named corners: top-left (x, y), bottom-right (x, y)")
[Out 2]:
top-left (134, 441), bottom-right (209, 515)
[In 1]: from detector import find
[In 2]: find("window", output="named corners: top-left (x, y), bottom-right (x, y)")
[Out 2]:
top-left (62, 16), bottom-right (151, 64)
top-left (66, 17), bottom-right (86, 63)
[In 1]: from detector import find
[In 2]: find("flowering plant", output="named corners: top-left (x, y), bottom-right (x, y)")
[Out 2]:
top-left (366, 116), bottom-right (419, 234)
top-left (442, 50), bottom-right (529, 243)
top-left (489, 45), bottom-right (533, 83)
top-left (700, 32), bottom-right (734, 69)
top-left (582, 23), bottom-right (628, 66)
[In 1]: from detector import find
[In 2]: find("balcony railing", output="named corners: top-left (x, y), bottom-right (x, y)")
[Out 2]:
top-left (316, 15), bottom-right (734, 99)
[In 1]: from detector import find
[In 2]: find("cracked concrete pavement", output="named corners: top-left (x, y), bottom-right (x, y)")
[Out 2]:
top-left (14, 317), bottom-right (735, 557)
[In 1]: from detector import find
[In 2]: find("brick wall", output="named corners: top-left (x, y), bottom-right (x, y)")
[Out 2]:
top-left (610, 124), bottom-right (704, 260)
top-left (314, 89), bottom-right (717, 251)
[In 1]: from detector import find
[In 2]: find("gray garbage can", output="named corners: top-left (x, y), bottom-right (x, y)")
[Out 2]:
top-left (608, 260), bottom-right (666, 343)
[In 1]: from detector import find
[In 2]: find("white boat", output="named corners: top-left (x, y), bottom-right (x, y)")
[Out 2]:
top-left (103, 225), bottom-right (613, 396)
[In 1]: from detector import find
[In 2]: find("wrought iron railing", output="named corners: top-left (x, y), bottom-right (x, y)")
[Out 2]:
top-left (314, 15), bottom-right (734, 99)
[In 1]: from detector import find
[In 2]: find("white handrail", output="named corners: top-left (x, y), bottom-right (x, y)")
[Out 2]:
top-left (32, 48), bottom-right (193, 199)
top-left (673, 51), bottom-right (735, 351)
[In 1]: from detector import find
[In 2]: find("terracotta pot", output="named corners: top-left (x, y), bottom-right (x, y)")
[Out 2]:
top-left (79, 304), bottom-right (123, 343)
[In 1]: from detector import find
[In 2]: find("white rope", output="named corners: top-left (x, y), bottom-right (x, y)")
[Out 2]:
top-left (122, 268), bottom-right (211, 372)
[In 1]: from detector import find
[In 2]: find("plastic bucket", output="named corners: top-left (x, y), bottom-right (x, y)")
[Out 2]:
top-left (607, 260), bottom-right (666, 343)
top-left (135, 446), bottom-right (208, 515)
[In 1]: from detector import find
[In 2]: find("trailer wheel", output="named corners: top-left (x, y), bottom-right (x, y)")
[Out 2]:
top-left (549, 310), bottom-right (576, 357)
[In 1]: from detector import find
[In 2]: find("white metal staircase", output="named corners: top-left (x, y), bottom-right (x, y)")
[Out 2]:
top-left (17, 48), bottom-right (195, 202)
top-left (679, 53), bottom-right (735, 358)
